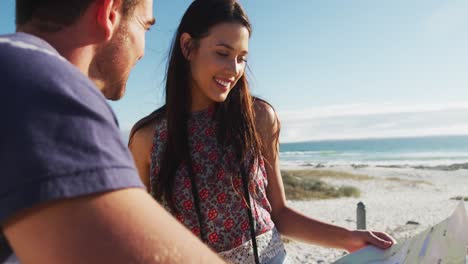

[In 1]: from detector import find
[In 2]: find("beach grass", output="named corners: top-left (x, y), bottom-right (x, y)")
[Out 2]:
top-left (386, 177), bottom-right (432, 185)
top-left (450, 196), bottom-right (468, 201)
top-left (280, 169), bottom-right (433, 200)
top-left (281, 170), bottom-right (361, 200)
top-left (281, 169), bottom-right (373, 181)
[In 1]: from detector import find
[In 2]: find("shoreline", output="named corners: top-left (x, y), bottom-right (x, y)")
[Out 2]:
top-left (282, 161), bottom-right (468, 171)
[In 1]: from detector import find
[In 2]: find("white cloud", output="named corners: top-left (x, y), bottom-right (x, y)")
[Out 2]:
top-left (278, 102), bottom-right (468, 142)
top-left (278, 102), bottom-right (468, 120)
top-left (119, 102), bottom-right (468, 143)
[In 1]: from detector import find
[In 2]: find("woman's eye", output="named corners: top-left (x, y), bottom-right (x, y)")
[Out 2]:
top-left (216, 52), bottom-right (229, 57)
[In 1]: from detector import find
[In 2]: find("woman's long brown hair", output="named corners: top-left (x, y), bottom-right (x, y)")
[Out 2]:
top-left (129, 0), bottom-right (279, 212)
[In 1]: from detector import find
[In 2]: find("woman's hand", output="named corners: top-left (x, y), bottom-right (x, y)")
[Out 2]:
top-left (344, 230), bottom-right (396, 253)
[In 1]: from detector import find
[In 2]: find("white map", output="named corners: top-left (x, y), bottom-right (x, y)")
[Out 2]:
top-left (333, 202), bottom-right (468, 264)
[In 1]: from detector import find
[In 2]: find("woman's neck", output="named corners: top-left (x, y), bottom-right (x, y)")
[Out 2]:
top-left (190, 85), bottom-right (216, 112)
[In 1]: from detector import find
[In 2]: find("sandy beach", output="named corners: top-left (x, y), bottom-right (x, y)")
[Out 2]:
top-left (281, 164), bottom-right (468, 263)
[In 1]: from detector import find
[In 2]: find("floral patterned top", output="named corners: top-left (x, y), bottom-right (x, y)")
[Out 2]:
top-left (149, 107), bottom-right (276, 253)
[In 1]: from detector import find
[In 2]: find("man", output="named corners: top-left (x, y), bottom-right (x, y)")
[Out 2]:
top-left (0, 0), bottom-right (224, 263)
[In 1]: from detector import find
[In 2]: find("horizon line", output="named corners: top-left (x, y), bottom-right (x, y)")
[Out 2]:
top-left (279, 133), bottom-right (468, 144)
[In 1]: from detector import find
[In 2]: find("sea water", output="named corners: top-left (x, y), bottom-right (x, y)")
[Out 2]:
top-left (279, 135), bottom-right (468, 168)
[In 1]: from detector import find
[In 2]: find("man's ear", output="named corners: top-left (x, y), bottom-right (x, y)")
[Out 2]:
top-left (95, 0), bottom-right (122, 41)
top-left (180, 33), bottom-right (193, 60)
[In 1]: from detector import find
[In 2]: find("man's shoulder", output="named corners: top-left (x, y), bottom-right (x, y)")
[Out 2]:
top-left (0, 32), bottom-right (71, 77)
top-left (0, 32), bottom-right (65, 60)
top-left (0, 32), bottom-right (109, 115)
top-left (0, 34), bottom-right (142, 234)
top-left (0, 32), bottom-right (96, 93)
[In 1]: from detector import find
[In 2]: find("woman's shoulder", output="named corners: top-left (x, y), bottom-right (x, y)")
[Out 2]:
top-left (253, 98), bottom-right (278, 128)
top-left (128, 107), bottom-right (166, 147)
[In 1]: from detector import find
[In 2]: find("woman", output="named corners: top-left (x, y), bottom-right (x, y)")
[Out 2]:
top-left (129, 0), bottom-right (395, 263)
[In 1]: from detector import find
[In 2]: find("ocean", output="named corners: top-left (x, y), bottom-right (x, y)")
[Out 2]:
top-left (279, 135), bottom-right (468, 168)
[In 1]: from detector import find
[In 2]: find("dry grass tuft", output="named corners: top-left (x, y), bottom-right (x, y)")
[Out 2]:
top-left (385, 177), bottom-right (432, 185)
top-left (450, 196), bottom-right (468, 201)
top-left (281, 170), bottom-right (361, 200)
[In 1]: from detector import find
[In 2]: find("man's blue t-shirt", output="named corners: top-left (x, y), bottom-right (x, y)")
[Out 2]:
top-left (0, 33), bottom-right (144, 262)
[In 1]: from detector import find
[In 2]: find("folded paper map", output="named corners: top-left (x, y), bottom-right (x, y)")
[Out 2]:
top-left (333, 202), bottom-right (468, 264)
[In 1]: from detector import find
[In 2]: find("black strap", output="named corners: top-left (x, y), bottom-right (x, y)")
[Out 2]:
top-left (241, 165), bottom-right (260, 264)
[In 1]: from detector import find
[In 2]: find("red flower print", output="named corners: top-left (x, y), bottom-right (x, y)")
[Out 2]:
top-left (208, 209), bottom-right (218, 220)
top-left (205, 127), bottom-right (215, 137)
top-left (234, 237), bottom-right (242, 247)
top-left (262, 198), bottom-right (269, 207)
top-left (241, 220), bottom-right (249, 231)
top-left (200, 188), bottom-right (209, 200)
top-left (194, 142), bottom-right (204, 152)
top-left (259, 157), bottom-right (265, 167)
top-left (216, 169), bottom-right (226, 180)
top-left (183, 200), bottom-right (193, 211)
top-left (224, 218), bottom-right (234, 230)
top-left (159, 130), bottom-right (168, 140)
top-left (183, 178), bottom-right (191, 189)
top-left (226, 152), bottom-right (235, 162)
top-left (217, 192), bottom-right (226, 203)
top-left (208, 232), bottom-right (219, 244)
top-left (233, 178), bottom-right (242, 189)
top-left (192, 163), bottom-right (202, 174)
top-left (191, 227), bottom-right (200, 236)
top-left (257, 179), bottom-right (264, 188)
top-left (208, 151), bottom-right (218, 162)
top-left (176, 214), bottom-right (184, 223)
top-left (189, 125), bottom-right (197, 135)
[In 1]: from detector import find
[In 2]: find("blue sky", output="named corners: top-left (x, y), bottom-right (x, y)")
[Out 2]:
top-left (1, 0), bottom-right (467, 142)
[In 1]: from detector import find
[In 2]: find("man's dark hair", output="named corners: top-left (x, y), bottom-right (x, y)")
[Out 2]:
top-left (16, 0), bottom-right (140, 31)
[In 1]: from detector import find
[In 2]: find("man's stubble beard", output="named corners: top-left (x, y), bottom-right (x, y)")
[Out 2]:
top-left (90, 23), bottom-right (132, 101)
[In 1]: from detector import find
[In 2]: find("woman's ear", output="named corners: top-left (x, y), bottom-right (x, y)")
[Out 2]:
top-left (180, 33), bottom-right (193, 60)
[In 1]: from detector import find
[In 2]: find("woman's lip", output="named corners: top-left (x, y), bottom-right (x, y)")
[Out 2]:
top-left (214, 77), bottom-right (232, 86)
top-left (214, 78), bottom-right (229, 91)
top-left (214, 78), bottom-right (232, 90)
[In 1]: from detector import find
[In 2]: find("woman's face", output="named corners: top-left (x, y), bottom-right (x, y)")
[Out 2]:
top-left (186, 22), bottom-right (250, 111)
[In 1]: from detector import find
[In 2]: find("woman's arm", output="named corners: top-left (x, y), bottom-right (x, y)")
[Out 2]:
top-left (128, 121), bottom-right (156, 191)
top-left (253, 100), bottom-right (394, 252)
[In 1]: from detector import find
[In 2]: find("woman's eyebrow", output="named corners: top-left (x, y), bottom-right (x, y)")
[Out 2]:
top-left (216, 42), bottom-right (248, 54)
